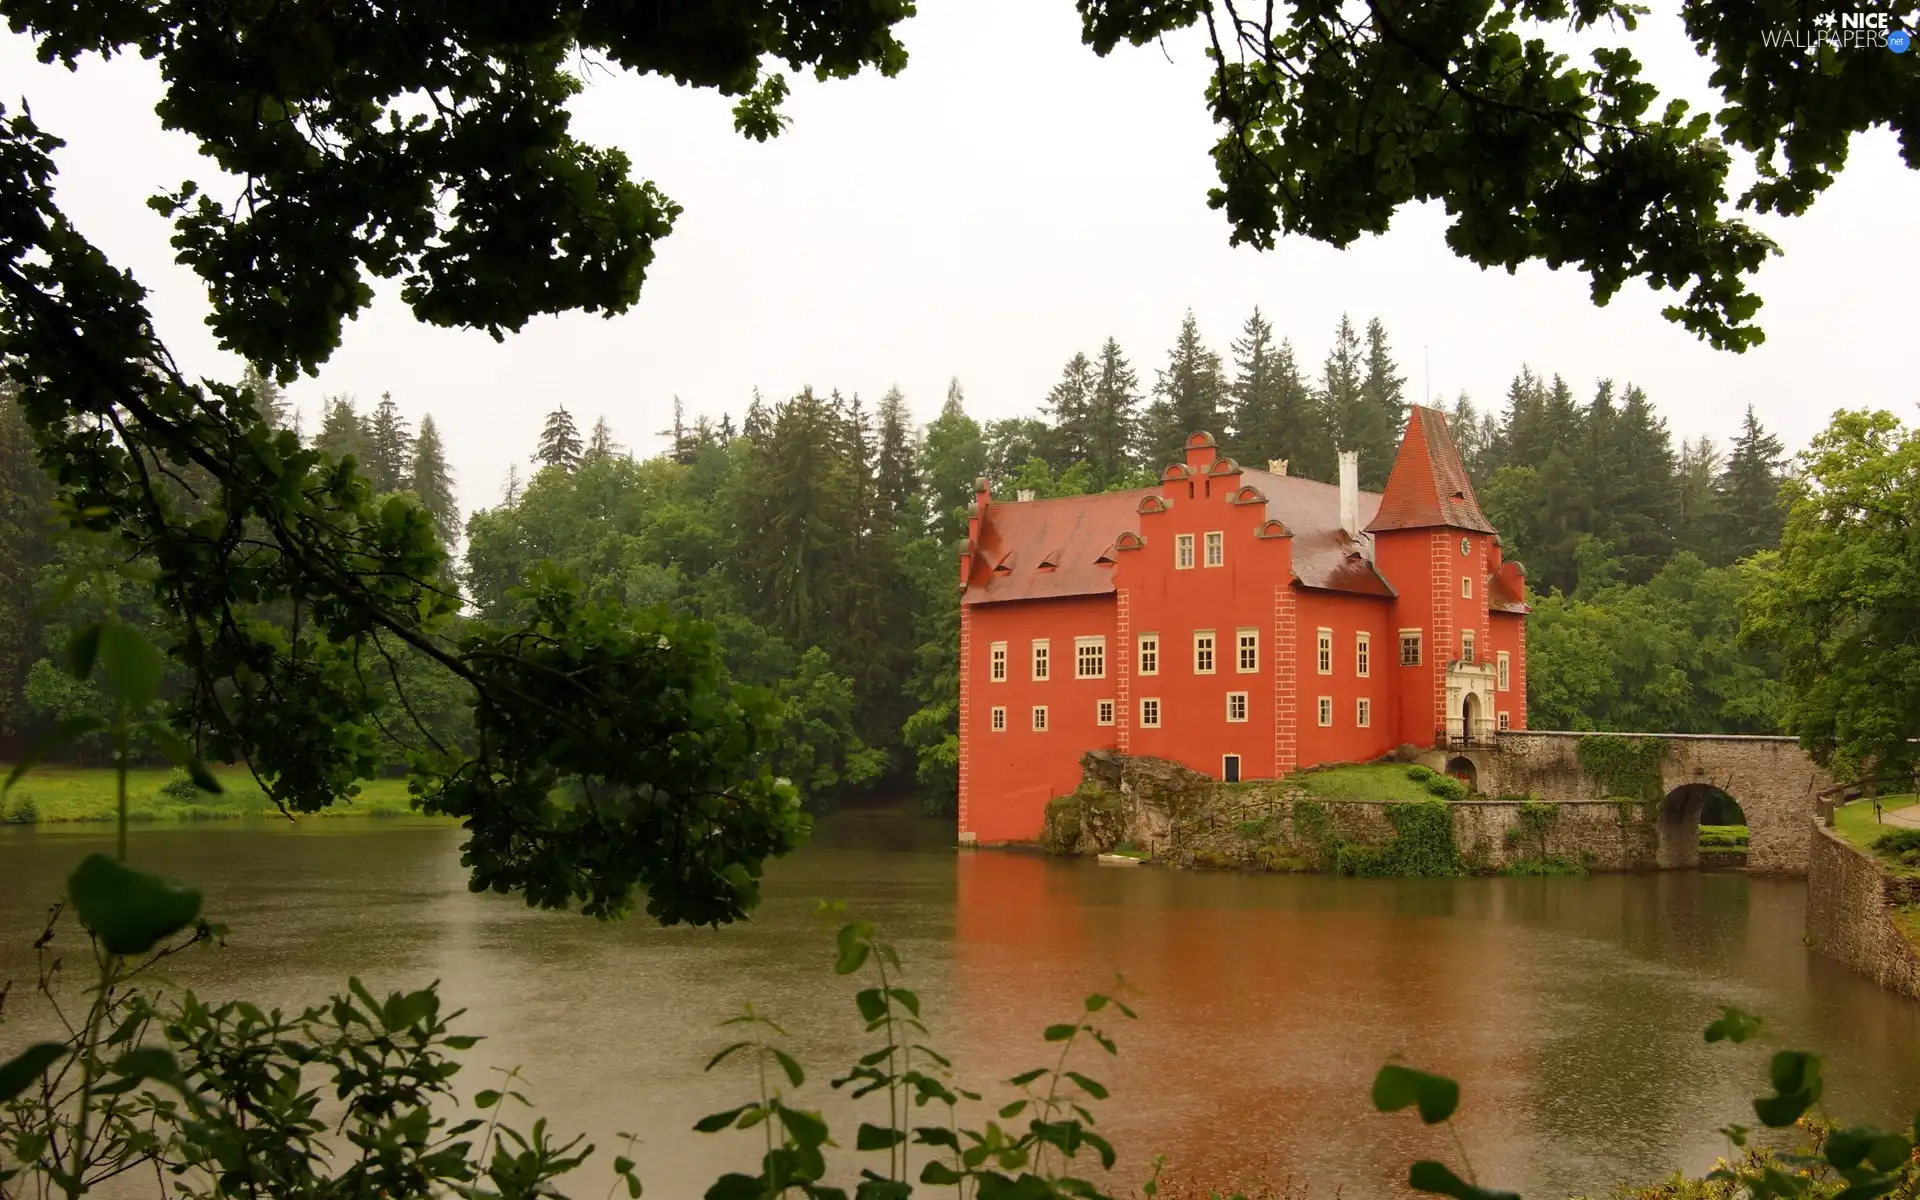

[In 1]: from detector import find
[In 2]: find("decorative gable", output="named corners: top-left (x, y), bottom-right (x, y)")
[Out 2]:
top-left (1137, 494), bottom-right (1172, 515)
top-left (1114, 531), bottom-right (1146, 551)
top-left (1160, 463), bottom-right (1191, 482)
top-left (1230, 485), bottom-right (1267, 506)
top-left (1257, 519), bottom-right (1292, 539)
top-left (1208, 456), bottom-right (1243, 476)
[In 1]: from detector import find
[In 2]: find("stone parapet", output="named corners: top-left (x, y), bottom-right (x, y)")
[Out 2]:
top-left (1806, 822), bottom-right (1920, 1001)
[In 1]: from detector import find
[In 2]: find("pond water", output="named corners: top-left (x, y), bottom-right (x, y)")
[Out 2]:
top-left (4, 811), bottom-right (1920, 1197)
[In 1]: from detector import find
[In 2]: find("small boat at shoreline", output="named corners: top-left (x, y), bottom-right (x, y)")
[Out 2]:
top-left (1097, 853), bottom-right (1144, 866)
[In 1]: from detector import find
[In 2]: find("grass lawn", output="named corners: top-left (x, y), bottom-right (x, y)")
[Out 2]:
top-left (1287, 763), bottom-right (1438, 804)
top-left (0, 766), bottom-right (431, 825)
top-left (1834, 794), bottom-right (1920, 869)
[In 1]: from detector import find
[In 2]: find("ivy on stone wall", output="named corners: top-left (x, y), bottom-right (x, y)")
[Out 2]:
top-left (1577, 735), bottom-right (1671, 803)
top-left (1334, 800), bottom-right (1461, 877)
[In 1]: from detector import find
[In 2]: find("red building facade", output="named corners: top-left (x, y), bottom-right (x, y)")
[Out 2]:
top-left (956, 407), bottom-right (1530, 845)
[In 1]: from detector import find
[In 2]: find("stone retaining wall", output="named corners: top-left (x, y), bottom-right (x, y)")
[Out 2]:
top-left (1806, 822), bottom-right (1920, 1001)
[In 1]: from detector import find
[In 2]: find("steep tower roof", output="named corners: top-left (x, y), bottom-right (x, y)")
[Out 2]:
top-left (1364, 406), bottom-right (1495, 535)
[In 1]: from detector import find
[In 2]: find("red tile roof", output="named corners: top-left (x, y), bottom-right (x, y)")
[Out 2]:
top-left (962, 469), bottom-right (1392, 605)
top-left (1489, 561), bottom-right (1530, 614)
top-left (1364, 406), bottom-right (1495, 535)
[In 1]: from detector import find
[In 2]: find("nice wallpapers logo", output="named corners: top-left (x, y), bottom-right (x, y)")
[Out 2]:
top-left (1764, 10), bottom-right (1912, 51)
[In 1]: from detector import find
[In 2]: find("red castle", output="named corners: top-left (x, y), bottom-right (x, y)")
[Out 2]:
top-left (956, 406), bottom-right (1530, 844)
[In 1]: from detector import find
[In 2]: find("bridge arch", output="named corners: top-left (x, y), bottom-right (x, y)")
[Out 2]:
top-left (1480, 732), bottom-right (1835, 875)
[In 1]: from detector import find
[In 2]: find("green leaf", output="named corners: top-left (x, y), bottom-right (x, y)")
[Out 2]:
top-left (5, 716), bottom-right (106, 792)
top-left (1867, 1134), bottom-right (1911, 1172)
top-left (835, 922), bottom-right (873, 976)
top-left (705, 1173), bottom-right (765, 1200)
top-left (1407, 1160), bottom-right (1519, 1200)
top-left (475, 1089), bottom-right (502, 1109)
top-left (99, 621), bottom-right (164, 707)
top-left (920, 1161), bottom-right (965, 1187)
top-left (857, 1123), bottom-right (906, 1151)
top-left (887, 988), bottom-right (920, 1017)
top-left (1084, 993), bottom-right (1109, 1012)
top-left (1372, 1065), bottom-right (1460, 1125)
top-left (0, 1043), bottom-right (67, 1103)
top-left (772, 1048), bottom-right (806, 1089)
top-left (1770, 1050), bottom-right (1820, 1095)
top-left (855, 989), bottom-right (887, 1023)
top-left (1705, 1006), bottom-right (1763, 1044)
top-left (706, 1041), bottom-right (753, 1072)
top-left (65, 623), bottom-right (101, 680)
top-left (1064, 1071), bottom-right (1109, 1100)
top-left (1832, 1177), bottom-right (1902, 1200)
top-left (999, 1100), bottom-right (1029, 1119)
top-left (694, 1106), bottom-right (751, 1133)
top-left (1827, 1126), bottom-right (1882, 1171)
top-left (66, 854), bottom-right (203, 955)
top-left (1754, 1090), bottom-right (1815, 1129)
top-left (778, 1105), bottom-right (830, 1150)
top-left (1009, 1068), bottom-right (1046, 1087)
top-left (1042, 1024), bottom-right (1078, 1043)
top-left (614, 1156), bottom-right (635, 1174)
top-left (914, 1126), bottom-right (961, 1151)
top-left (854, 1177), bottom-right (911, 1200)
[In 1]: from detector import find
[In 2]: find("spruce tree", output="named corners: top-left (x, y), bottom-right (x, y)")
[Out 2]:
top-left (1675, 435), bottom-right (1723, 562)
top-left (1604, 384), bottom-right (1680, 583)
top-left (1713, 404), bottom-right (1788, 562)
top-left (240, 363), bottom-right (291, 429)
top-left (919, 379), bottom-right (988, 540)
top-left (535, 405), bottom-right (583, 470)
top-left (1227, 308), bottom-right (1324, 476)
top-left (365, 392), bottom-right (412, 494)
top-left (1445, 393), bottom-right (1497, 482)
top-left (586, 414), bottom-right (621, 462)
top-left (1314, 314), bottom-right (1366, 483)
top-left (1353, 317), bottom-right (1408, 488)
top-left (1143, 311), bottom-right (1227, 468)
top-left (407, 414), bottom-right (460, 551)
top-left (313, 395), bottom-right (371, 466)
top-left (1087, 338), bottom-right (1140, 488)
top-left (743, 390), bottom-right (772, 443)
top-left (658, 397), bottom-right (694, 465)
top-left (718, 413), bottom-right (739, 443)
top-left (875, 386), bottom-right (921, 527)
top-left (1041, 352), bottom-right (1097, 471)
top-left (501, 463), bottom-right (523, 505)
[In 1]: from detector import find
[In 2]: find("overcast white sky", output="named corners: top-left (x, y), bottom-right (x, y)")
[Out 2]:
top-left (4, 2), bottom-right (1915, 523)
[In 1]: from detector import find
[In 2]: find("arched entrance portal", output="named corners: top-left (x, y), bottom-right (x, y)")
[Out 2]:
top-left (1462, 693), bottom-right (1482, 744)
top-left (1660, 783), bottom-right (1747, 869)
top-left (1444, 756), bottom-right (1478, 792)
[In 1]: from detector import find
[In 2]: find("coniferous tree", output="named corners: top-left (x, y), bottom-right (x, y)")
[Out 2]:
top-left (1143, 311), bottom-right (1227, 468)
top-left (1604, 384), bottom-right (1680, 583)
top-left (240, 363), bottom-right (292, 429)
top-left (501, 463), bottom-right (523, 505)
top-left (1675, 435), bottom-right (1723, 562)
top-left (1041, 352), bottom-right (1097, 472)
top-left (313, 395), bottom-right (371, 466)
top-left (658, 397), bottom-right (695, 465)
top-left (874, 386), bottom-right (921, 528)
top-left (1581, 380), bottom-right (1623, 555)
top-left (1086, 339), bottom-right (1140, 488)
top-left (743, 390), bottom-right (772, 442)
top-left (1713, 405), bottom-right (1789, 563)
top-left (407, 414), bottom-right (460, 551)
top-left (920, 379), bottom-right (988, 541)
top-left (365, 392), bottom-right (412, 494)
top-left (1227, 308), bottom-right (1324, 477)
top-left (535, 405), bottom-right (583, 470)
top-left (1445, 393), bottom-right (1497, 483)
top-left (1353, 317), bottom-right (1408, 488)
top-left (984, 418), bottom-right (1050, 484)
top-left (1314, 314), bottom-right (1366, 483)
top-left (585, 415), bottom-right (621, 463)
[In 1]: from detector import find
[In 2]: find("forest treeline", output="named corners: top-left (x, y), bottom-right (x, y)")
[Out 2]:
top-left (0, 312), bottom-right (1796, 812)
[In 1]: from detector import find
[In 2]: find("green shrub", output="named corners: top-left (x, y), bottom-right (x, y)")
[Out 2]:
top-left (1423, 774), bottom-right (1468, 802)
top-left (1699, 824), bottom-right (1750, 849)
top-left (3, 792), bottom-right (37, 825)
top-left (1872, 827), bottom-right (1920, 866)
top-left (1405, 764), bottom-right (1438, 783)
top-left (157, 769), bottom-right (202, 803)
top-left (1502, 855), bottom-right (1588, 877)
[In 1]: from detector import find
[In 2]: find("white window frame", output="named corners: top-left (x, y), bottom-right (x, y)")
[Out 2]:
top-left (1032, 705), bottom-right (1049, 732)
top-left (1497, 711), bottom-right (1511, 731)
top-left (1399, 629), bottom-right (1423, 667)
top-left (1031, 639), bottom-right (1050, 681)
top-left (1140, 697), bottom-right (1162, 728)
top-left (1096, 699), bottom-right (1115, 726)
top-left (1193, 630), bottom-right (1216, 675)
top-left (989, 642), bottom-right (1007, 683)
top-left (1317, 696), bottom-right (1333, 727)
top-left (1461, 629), bottom-right (1476, 665)
top-left (990, 706), bottom-right (1006, 732)
top-left (1316, 628), bottom-right (1333, 675)
top-left (1497, 651), bottom-right (1511, 691)
top-left (1138, 634), bottom-right (1159, 676)
top-left (1462, 575), bottom-right (1473, 599)
top-left (1357, 697), bottom-right (1371, 728)
top-left (1356, 632), bottom-right (1371, 678)
top-left (1203, 531), bottom-right (1224, 568)
top-left (1175, 534), bottom-right (1196, 570)
top-left (1236, 628), bottom-right (1259, 673)
top-left (1226, 691), bottom-right (1249, 723)
top-left (1075, 636), bottom-right (1106, 680)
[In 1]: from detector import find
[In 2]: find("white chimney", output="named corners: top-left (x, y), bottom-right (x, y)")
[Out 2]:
top-left (1016, 489), bottom-right (1035, 503)
top-left (1268, 458), bottom-right (1289, 476)
top-left (1338, 451), bottom-right (1359, 540)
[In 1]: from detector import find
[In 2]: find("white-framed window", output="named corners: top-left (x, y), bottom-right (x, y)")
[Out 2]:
top-left (1461, 630), bottom-right (1476, 664)
top-left (989, 642), bottom-right (1007, 682)
top-left (1237, 628), bottom-right (1259, 673)
top-left (1316, 628), bottom-right (1333, 675)
top-left (1317, 696), bottom-right (1333, 727)
top-left (1204, 531), bottom-right (1224, 567)
top-left (1032, 706), bottom-right (1048, 732)
top-left (1138, 634), bottom-right (1159, 676)
top-left (1226, 692), bottom-right (1248, 723)
top-left (1356, 633), bottom-right (1371, 678)
top-left (1399, 629), bottom-right (1423, 667)
top-left (1357, 697), bottom-right (1371, 728)
top-left (1194, 631), bottom-right (1216, 674)
top-left (990, 706), bottom-right (1006, 732)
top-left (1075, 636), bottom-right (1106, 679)
top-left (1497, 711), bottom-right (1511, 731)
top-left (1462, 575), bottom-right (1473, 599)
top-left (1096, 699), bottom-right (1115, 726)
top-left (1140, 698), bottom-right (1162, 728)
top-left (1497, 651), bottom-right (1511, 691)
top-left (1175, 534), bottom-right (1196, 570)
top-left (1032, 639), bottom-right (1050, 680)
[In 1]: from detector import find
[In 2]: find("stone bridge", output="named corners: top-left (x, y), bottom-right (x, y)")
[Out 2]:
top-left (1437, 731), bottom-right (1837, 875)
